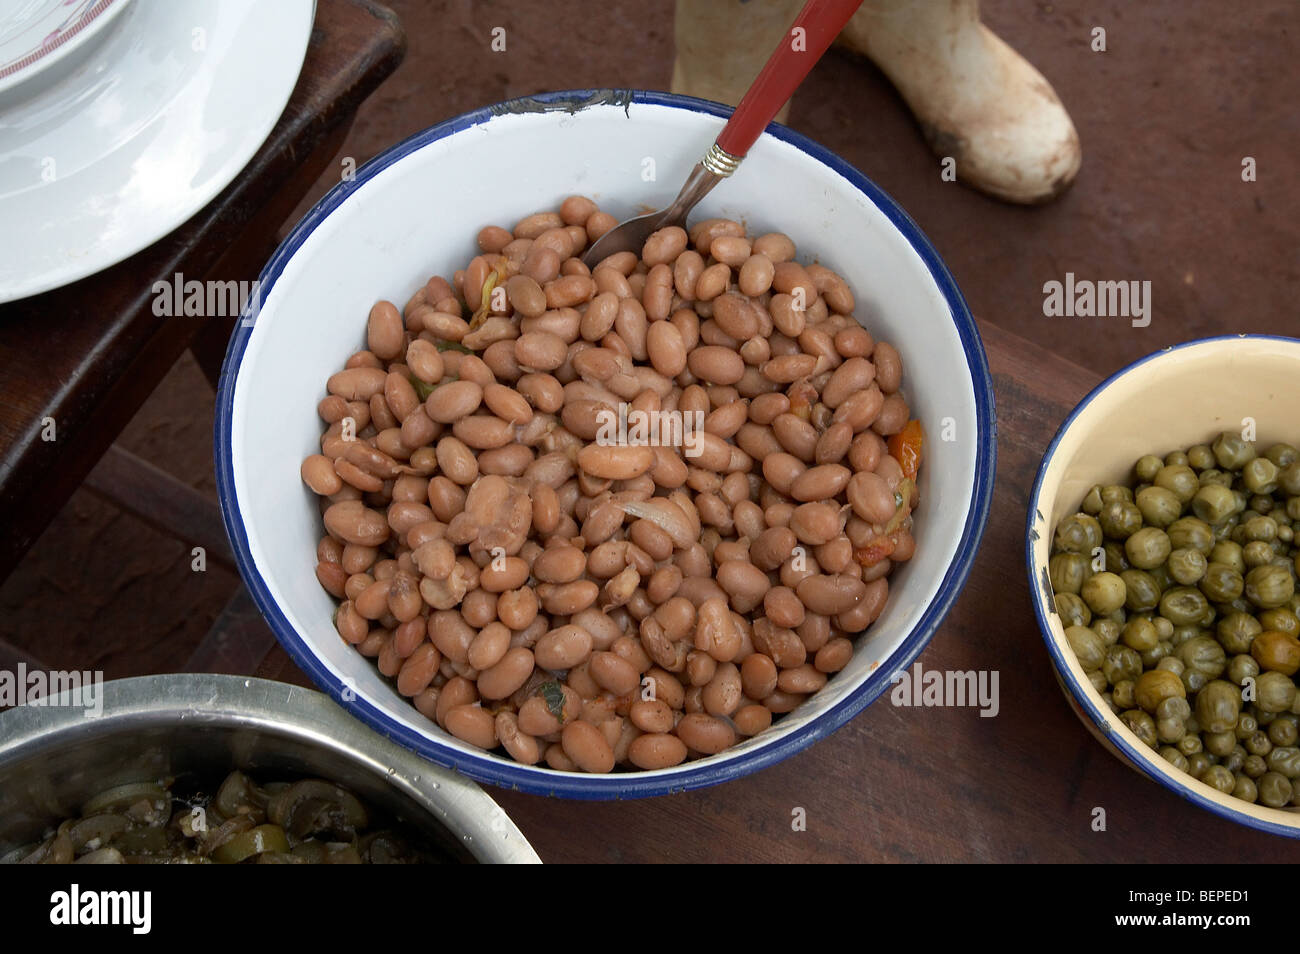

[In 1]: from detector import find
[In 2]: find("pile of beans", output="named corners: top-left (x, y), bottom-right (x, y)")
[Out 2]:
top-left (1054, 434), bottom-right (1300, 806)
top-left (302, 196), bottom-right (923, 773)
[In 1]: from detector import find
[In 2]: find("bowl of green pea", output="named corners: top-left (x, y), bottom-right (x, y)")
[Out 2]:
top-left (1028, 335), bottom-right (1300, 838)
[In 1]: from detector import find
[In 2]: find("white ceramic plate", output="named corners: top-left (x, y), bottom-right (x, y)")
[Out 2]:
top-left (0, 0), bottom-right (315, 303)
top-left (0, 0), bottom-right (131, 97)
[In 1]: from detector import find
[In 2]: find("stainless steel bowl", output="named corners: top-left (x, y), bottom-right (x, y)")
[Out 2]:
top-left (0, 674), bottom-right (540, 863)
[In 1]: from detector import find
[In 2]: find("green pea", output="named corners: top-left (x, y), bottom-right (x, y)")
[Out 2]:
top-left (1170, 624), bottom-right (1200, 648)
top-left (1157, 695), bottom-right (1191, 723)
top-left (1279, 462), bottom-right (1300, 496)
top-left (1212, 431), bottom-right (1256, 471)
top-left (1222, 746), bottom-right (1246, 773)
top-left (1103, 541), bottom-right (1130, 574)
top-left (1199, 563), bottom-right (1244, 603)
top-left (1236, 711), bottom-right (1259, 738)
top-left (1112, 680), bottom-right (1136, 709)
top-left (1266, 746), bottom-right (1300, 779)
top-left (1093, 617), bottom-right (1122, 646)
top-left (1202, 764), bottom-right (1235, 793)
top-left (1157, 656), bottom-right (1186, 677)
top-left (1192, 483), bottom-right (1238, 525)
top-left (1159, 586), bottom-right (1210, 626)
top-left (1166, 547), bottom-right (1206, 586)
top-left (1100, 484), bottom-right (1134, 505)
top-left (1121, 617), bottom-right (1159, 652)
top-left (1245, 564), bottom-right (1295, 609)
top-left (1187, 444), bottom-right (1216, 470)
top-left (1103, 645), bottom-right (1143, 686)
top-left (1241, 457), bottom-right (1280, 495)
top-left (1049, 552), bottom-right (1089, 594)
top-left (1135, 486), bottom-right (1182, 528)
top-left (1243, 754), bottom-right (1268, 778)
top-left (1135, 454), bottom-right (1163, 482)
top-left (1177, 636), bottom-right (1226, 680)
top-left (1122, 709), bottom-right (1159, 748)
top-left (1065, 625), bottom-right (1106, 671)
top-left (1268, 715), bottom-right (1299, 747)
top-left (1243, 541), bottom-right (1276, 568)
top-left (1154, 464), bottom-right (1199, 504)
top-left (1121, 569), bottom-right (1161, 612)
top-left (1081, 484), bottom-right (1104, 514)
top-left (1256, 671), bottom-right (1298, 713)
top-left (1187, 753), bottom-right (1215, 779)
top-left (1099, 500), bottom-right (1143, 541)
top-left (1165, 450), bottom-right (1190, 468)
top-left (1161, 747), bottom-right (1190, 772)
top-left (1125, 527), bottom-right (1171, 570)
top-left (1259, 771), bottom-right (1294, 807)
top-left (1204, 729), bottom-right (1237, 758)
top-left (1199, 468), bottom-right (1233, 488)
top-left (1080, 572), bottom-right (1126, 615)
top-left (1055, 592), bottom-right (1091, 627)
top-left (1196, 679), bottom-right (1242, 733)
top-left (1216, 614), bottom-right (1261, 655)
top-left (1250, 494), bottom-right (1275, 516)
top-left (1179, 733), bottom-right (1204, 756)
top-left (1233, 774), bottom-right (1258, 802)
top-left (1265, 443), bottom-right (1299, 469)
top-left (1168, 517), bottom-right (1214, 555)
top-left (1087, 669), bottom-right (1109, 694)
top-left (1246, 730), bottom-right (1272, 757)
top-left (1259, 608), bottom-right (1300, 638)
top-left (1054, 513), bottom-right (1102, 554)
top-left (1243, 515), bottom-right (1278, 543)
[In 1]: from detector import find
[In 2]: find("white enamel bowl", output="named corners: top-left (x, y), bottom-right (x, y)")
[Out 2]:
top-left (216, 90), bottom-right (996, 799)
top-left (1028, 335), bottom-right (1300, 837)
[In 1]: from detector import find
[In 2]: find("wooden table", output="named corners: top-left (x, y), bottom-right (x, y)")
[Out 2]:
top-left (0, 0), bottom-right (404, 586)
top-left (198, 319), bottom-right (1297, 863)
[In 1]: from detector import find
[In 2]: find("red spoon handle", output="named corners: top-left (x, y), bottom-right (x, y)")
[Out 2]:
top-left (714, 0), bottom-right (863, 160)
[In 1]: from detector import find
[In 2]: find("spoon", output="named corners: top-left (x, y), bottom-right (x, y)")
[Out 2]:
top-left (583, 0), bottom-right (864, 267)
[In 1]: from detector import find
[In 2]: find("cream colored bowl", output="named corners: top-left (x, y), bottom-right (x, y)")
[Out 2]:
top-left (1028, 335), bottom-right (1300, 838)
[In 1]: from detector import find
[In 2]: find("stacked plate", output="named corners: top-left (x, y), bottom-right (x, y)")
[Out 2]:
top-left (0, 0), bottom-right (316, 303)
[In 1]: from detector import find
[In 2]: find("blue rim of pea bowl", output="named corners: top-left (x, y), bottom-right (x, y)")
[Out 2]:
top-left (1026, 333), bottom-right (1300, 838)
top-left (215, 89), bottom-right (998, 799)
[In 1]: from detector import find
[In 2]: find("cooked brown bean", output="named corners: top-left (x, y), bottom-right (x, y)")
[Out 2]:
top-left (733, 704), bottom-right (772, 736)
top-left (561, 720), bottom-right (615, 773)
top-left (873, 341), bottom-right (902, 392)
top-left (397, 644), bottom-right (440, 697)
top-left (796, 574), bottom-right (867, 615)
top-left (628, 732), bottom-right (688, 769)
top-left (738, 253), bottom-right (775, 297)
top-left (577, 443), bottom-right (654, 480)
top-left (324, 501), bottom-right (390, 546)
top-left (646, 320), bottom-right (687, 377)
top-left (444, 704), bottom-right (498, 749)
top-left (367, 301), bottom-right (404, 360)
top-left (327, 367), bottom-right (387, 401)
top-left (302, 454), bottom-right (343, 495)
top-left (535, 624), bottom-right (594, 670)
top-left (642, 225), bottom-right (688, 266)
top-left (477, 647), bottom-right (535, 700)
top-left (675, 713), bottom-right (736, 754)
top-left (424, 380), bottom-right (482, 423)
top-left (790, 464), bottom-right (851, 502)
top-left (871, 391), bottom-right (909, 435)
top-left (589, 651), bottom-right (640, 696)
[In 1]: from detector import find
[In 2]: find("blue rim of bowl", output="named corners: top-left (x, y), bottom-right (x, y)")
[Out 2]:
top-left (215, 89), bottom-right (998, 799)
top-left (1026, 333), bottom-right (1300, 838)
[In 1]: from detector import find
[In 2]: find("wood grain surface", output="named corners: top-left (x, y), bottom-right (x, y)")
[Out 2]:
top-left (224, 319), bottom-right (1300, 862)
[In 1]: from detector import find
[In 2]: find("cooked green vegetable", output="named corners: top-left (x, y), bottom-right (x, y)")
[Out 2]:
top-left (1053, 435), bottom-right (1300, 806)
